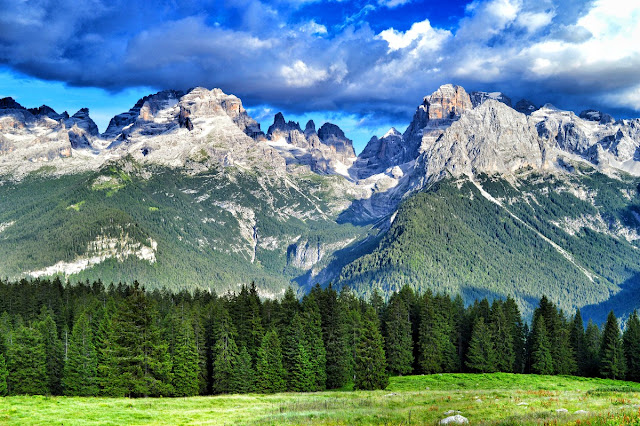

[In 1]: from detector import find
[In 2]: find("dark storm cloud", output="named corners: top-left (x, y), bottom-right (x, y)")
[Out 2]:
top-left (1, 0), bottom-right (639, 126)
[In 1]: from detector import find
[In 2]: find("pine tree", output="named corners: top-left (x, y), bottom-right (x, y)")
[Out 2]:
top-left (62, 312), bottom-right (99, 396)
top-left (0, 354), bottom-right (7, 396)
top-left (95, 299), bottom-right (121, 396)
top-left (109, 282), bottom-right (174, 397)
top-left (504, 297), bottom-right (526, 374)
top-left (466, 316), bottom-right (497, 373)
top-left (490, 302), bottom-right (514, 373)
top-left (569, 309), bottom-right (587, 375)
top-left (301, 295), bottom-right (327, 391)
top-left (354, 307), bottom-right (388, 391)
top-left (36, 308), bottom-right (64, 395)
top-left (555, 324), bottom-right (577, 375)
top-left (600, 311), bottom-right (626, 380)
top-left (320, 285), bottom-right (350, 389)
top-left (255, 329), bottom-right (286, 393)
top-left (623, 310), bottom-right (640, 381)
top-left (212, 309), bottom-right (240, 394)
top-left (384, 295), bottom-right (413, 375)
top-left (7, 325), bottom-right (48, 394)
top-left (417, 293), bottom-right (456, 374)
top-left (172, 315), bottom-right (200, 397)
top-left (584, 320), bottom-right (602, 377)
top-left (231, 345), bottom-right (255, 393)
top-left (0, 311), bottom-right (12, 356)
top-left (530, 314), bottom-right (553, 375)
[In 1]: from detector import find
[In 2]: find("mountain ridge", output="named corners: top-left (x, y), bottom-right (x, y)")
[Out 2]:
top-left (3, 83), bottom-right (640, 320)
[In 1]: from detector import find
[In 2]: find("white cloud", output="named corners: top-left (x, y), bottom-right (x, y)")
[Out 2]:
top-left (516, 11), bottom-right (555, 33)
top-left (299, 20), bottom-right (328, 35)
top-left (281, 60), bottom-right (329, 88)
top-left (378, 19), bottom-right (451, 51)
top-left (377, 0), bottom-right (413, 8)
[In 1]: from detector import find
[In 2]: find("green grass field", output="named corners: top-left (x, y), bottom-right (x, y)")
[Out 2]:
top-left (2, 373), bottom-right (640, 425)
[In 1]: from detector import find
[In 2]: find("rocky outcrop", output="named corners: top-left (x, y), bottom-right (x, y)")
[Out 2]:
top-left (263, 112), bottom-right (355, 175)
top-left (579, 109), bottom-right (615, 125)
top-left (470, 91), bottom-right (512, 108)
top-left (416, 100), bottom-right (545, 185)
top-left (318, 123), bottom-right (356, 158)
top-left (103, 90), bottom-right (184, 139)
top-left (515, 99), bottom-right (538, 115)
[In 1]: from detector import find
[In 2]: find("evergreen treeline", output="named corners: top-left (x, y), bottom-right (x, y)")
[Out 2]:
top-left (0, 278), bottom-right (639, 397)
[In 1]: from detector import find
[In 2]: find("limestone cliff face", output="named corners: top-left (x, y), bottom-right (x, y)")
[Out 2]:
top-left (262, 112), bottom-right (356, 176)
top-left (0, 98), bottom-right (98, 167)
top-left (415, 100), bottom-right (545, 184)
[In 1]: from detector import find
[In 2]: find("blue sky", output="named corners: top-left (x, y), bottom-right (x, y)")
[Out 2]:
top-left (1, 0), bottom-right (639, 152)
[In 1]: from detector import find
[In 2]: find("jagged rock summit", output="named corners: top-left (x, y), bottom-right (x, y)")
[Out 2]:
top-left (262, 111), bottom-right (356, 176)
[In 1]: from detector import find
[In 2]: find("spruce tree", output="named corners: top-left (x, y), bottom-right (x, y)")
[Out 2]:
top-left (36, 308), bottom-right (64, 395)
top-left (530, 314), bottom-right (553, 375)
top-left (600, 311), bottom-right (626, 380)
top-left (301, 295), bottom-right (327, 391)
top-left (490, 302), bottom-right (514, 373)
top-left (7, 325), bottom-right (48, 394)
top-left (255, 329), bottom-right (286, 393)
top-left (0, 354), bottom-right (7, 396)
top-left (62, 312), bottom-right (99, 396)
top-left (569, 309), bottom-right (587, 375)
top-left (231, 345), bottom-right (255, 393)
top-left (354, 307), bottom-right (388, 390)
top-left (504, 297), bottom-right (526, 374)
top-left (95, 300), bottom-right (121, 396)
top-left (110, 282), bottom-right (173, 397)
top-left (172, 315), bottom-right (200, 397)
top-left (555, 325), bottom-right (577, 375)
top-left (212, 309), bottom-right (240, 394)
top-left (320, 285), bottom-right (350, 389)
top-left (384, 295), bottom-right (414, 375)
top-left (623, 310), bottom-right (640, 381)
top-left (417, 293), bottom-right (456, 374)
top-left (466, 316), bottom-right (497, 373)
top-left (584, 320), bottom-right (602, 377)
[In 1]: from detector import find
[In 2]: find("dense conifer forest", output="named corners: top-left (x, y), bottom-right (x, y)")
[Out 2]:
top-left (0, 278), bottom-right (638, 397)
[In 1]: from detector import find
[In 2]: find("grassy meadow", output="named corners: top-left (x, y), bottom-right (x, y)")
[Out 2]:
top-left (2, 373), bottom-right (640, 425)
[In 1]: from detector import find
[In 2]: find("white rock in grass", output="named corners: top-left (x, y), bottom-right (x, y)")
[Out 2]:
top-left (556, 408), bottom-right (569, 414)
top-left (443, 410), bottom-right (462, 416)
top-left (574, 410), bottom-right (588, 414)
top-left (517, 402), bottom-right (528, 406)
top-left (439, 414), bottom-right (469, 425)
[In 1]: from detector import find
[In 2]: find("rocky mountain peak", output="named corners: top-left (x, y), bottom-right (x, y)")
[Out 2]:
top-left (65, 108), bottom-right (99, 137)
top-left (27, 105), bottom-right (63, 120)
top-left (0, 97), bottom-right (25, 110)
top-left (579, 109), bottom-right (615, 125)
top-left (305, 120), bottom-right (316, 134)
top-left (470, 91), bottom-right (512, 108)
top-left (318, 123), bottom-right (355, 156)
top-left (267, 112), bottom-right (302, 136)
top-left (515, 99), bottom-right (538, 115)
top-left (424, 84), bottom-right (473, 120)
top-left (383, 127), bottom-right (401, 138)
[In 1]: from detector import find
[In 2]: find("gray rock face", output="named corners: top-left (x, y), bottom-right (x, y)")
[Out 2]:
top-left (318, 123), bottom-right (356, 157)
top-left (263, 112), bottom-right (356, 175)
top-left (515, 99), bottom-right (538, 115)
top-left (103, 90), bottom-right (184, 139)
top-left (579, 109), bottom-right (615, 125)
top-left (352, 128), bottom-right (404, 179)
top-left (415, 100), bottom-right (544, 185)
top-left (470, 91), bottom-right (512, 108)
top-left (287, 239), bottom-right (324, 269)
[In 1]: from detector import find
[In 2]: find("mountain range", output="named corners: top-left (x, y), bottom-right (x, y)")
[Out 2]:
top-left (2, 83), bottom-right (640, 320)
